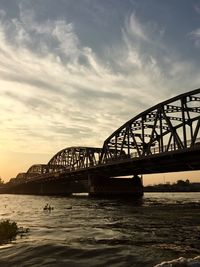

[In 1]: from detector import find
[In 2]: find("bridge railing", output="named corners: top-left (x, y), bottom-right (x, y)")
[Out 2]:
top-left (129, 138), bottom-right (200, 159)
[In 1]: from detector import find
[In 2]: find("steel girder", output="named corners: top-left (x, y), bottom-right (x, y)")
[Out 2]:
top-left (100, 88), bottom-right (200, 163)
top-left (11, 164), bottom-right (49, 183)
top-left (27, 164), bottom-right (49, 174)
top-left (14, 164), bottom-right (67, 182)
top-left (48, 147), bottom-right (103, 171)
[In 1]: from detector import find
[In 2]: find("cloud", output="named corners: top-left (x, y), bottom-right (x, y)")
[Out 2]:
top-left (189, 6), bottom-right (200, 47)
top-left (194, 4), bottom-right (200, 15)
top-left (1, 2), bottom-right (200, 160)
top-left (125, 13), bottom-right (150, 42)
top-left (190, 28), bottom-right (200, 47)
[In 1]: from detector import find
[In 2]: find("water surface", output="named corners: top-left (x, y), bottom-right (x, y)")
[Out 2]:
top-left (0, 193), bottom-right (200, 267)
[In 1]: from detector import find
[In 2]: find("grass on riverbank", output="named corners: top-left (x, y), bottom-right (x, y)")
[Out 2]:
top-left (0, 220), bottom-right (29, 245)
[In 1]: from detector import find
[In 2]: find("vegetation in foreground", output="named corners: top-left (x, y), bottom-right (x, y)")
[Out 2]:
top-left (0, 220), bottom-right (29, 245)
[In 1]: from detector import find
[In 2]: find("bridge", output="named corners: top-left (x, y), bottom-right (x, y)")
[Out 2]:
top-left (5, 88), bottom-right (200, 196)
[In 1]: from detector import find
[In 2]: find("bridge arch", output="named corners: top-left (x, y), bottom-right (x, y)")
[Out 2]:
top-left (101, 88), bottom-right (200, 163)
top-left (48, 146), bottom-right (103, 171)
top-left (12, 164), bottom-right (49, 182)
top-left (27, 164), bottom-right (49, 174)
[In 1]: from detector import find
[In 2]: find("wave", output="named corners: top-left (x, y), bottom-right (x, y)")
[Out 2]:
top-left (154, 256), bottom-right (200, 267)
top-left (0, 242), bottom-right (136, 267)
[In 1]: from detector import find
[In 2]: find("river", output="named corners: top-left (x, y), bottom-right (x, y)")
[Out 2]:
top-left (0, 193), bottom-right (200, 267)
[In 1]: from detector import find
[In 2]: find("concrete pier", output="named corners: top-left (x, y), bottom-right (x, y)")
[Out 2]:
top-left (88, 175), bottom-right (143, 197)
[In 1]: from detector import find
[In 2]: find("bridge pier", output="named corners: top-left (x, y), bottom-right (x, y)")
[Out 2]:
top-left (88, 175), bottom-right (143, 197)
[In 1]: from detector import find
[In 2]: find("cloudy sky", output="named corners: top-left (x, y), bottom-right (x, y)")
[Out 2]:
top-left (0, 0), bottom-right (200, 183)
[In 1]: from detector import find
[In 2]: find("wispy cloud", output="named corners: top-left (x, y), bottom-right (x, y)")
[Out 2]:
top-left (194, 4), bottom-right (200, 15)
top-left (125, 13), bottom-right (150, 42)
top-left (189, 5), bottom-right (200, 47)
top-left (190, 28), bottom-right (200, 47)
top-left (0, 2), bottom-right (200, 161)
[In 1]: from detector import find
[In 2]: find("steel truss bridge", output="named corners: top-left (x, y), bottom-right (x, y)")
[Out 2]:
top-left (7, 88), bottom-right (200, 194)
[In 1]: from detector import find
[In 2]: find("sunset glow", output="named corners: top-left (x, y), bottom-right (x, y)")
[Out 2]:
top-left (0, 0), bottom-right (200, 184)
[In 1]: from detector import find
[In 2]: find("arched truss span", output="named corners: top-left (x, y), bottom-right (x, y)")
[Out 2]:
top-left (101, 88), bottom-right (200, 163)
top-left (48, 147), bottom-right (103, 171)
top-left (27, 164), bottom-right (49, 174)
top-left (16, 173), bottom-right (26, 179)
top-left (13, 165), bottom-right (49, 182)
top-left (26, 164), bottom-right (66, 175)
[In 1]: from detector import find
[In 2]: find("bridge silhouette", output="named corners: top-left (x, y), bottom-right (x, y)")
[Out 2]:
top-left (6, 88), bottom-right (200, 196)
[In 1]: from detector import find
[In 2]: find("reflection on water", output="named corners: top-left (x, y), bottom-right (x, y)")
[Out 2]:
top-left (0, 193), bottom-right (200, 267)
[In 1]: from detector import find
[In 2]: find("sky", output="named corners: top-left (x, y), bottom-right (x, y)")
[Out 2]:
top-left (0, 0), bottom-right (200, 184)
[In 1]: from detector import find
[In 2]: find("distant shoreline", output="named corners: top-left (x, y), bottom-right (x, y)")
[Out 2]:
top-left (144, 180), bottom-right (200, 193)
top-left (144, 189), bottom-right (200, 192)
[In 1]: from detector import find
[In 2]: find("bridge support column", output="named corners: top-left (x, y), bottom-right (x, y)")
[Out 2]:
top-left (88, 175), bottom-right (143, 197)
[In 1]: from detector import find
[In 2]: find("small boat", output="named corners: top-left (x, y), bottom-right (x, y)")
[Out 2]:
top-left (43, 204), bottom-right (54, 211)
